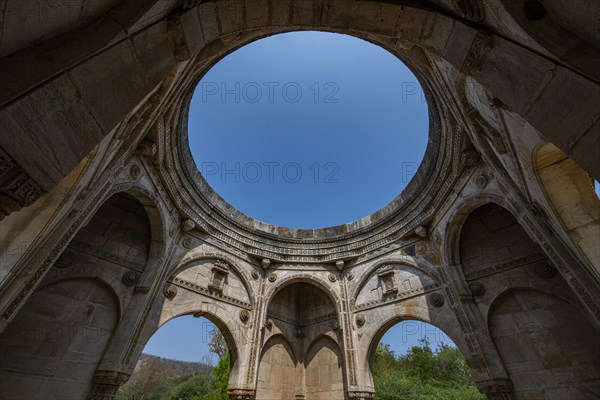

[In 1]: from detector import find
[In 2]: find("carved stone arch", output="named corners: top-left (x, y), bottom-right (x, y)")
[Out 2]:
top-left (0, 278), bottom-right (121, 400)
top-left (350, 257), bottom-right (442, 302)
top-left (442, 193), bottom-right (512, 267)
top-left (262, 274), bottom-right (343, 326)
top-left (153, 308), bottom-right (239, 365)
top-left (77, 184), bottom-right (170, 297)
top-left (484, 285), bottom-right (582, 331)
top-left (172, 253), bottom-right (255, 307)
top-left (103, 182), bottom-right (169, 247)
top-left (362, 309), bottom-right (471, 383)
top-left (77, 181), bottom-right (169, 269)
top-left (261, 333), bottom-right (299, 367)
top-left (533, 143), bottom-right (600, 279)
top-left (27, 185), bottom-right (163, 316)
top-left (447, 193), bottom-right (599, 321)
top-left (304, 334), bottom-right (345, 399)
top-left (255, 333), bottom-right (300, 399)
top-left (487, 287), bottom-right (600, 398)
top-left (35, 276), bottom-right (124, 319)
top-left (304, 331), bottom-right (341, 363)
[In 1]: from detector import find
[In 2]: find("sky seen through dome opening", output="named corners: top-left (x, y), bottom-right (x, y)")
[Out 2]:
top-left (145, 32), bottom-right (448, 363)
top-left (188, 31), bottom-right (429, 229)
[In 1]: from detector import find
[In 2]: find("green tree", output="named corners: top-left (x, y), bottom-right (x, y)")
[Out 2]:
top-left (372, 339), bottom-right (485, 400)
top-left (205, 325), bottom-right (231, 400)
top-left (208, 326), bottom-right (228, 360)
top-left (206, 352), bottom-right (231, 400)
top-left (166, 374), bottom-right (211, 400)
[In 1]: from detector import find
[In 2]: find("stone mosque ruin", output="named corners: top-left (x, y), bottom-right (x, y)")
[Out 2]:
top-left (0, 0), bottom-right (599, 399)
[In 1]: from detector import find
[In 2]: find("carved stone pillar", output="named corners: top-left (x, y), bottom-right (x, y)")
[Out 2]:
top-left (88, 370), bottom-right (129, 400)
top-left (477, 378), bottom-right (513, 400)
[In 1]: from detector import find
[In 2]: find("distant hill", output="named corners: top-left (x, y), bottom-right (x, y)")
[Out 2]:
top-left (117, 353), bottom-right (215, 400)
top-left (135, 353), bottom-right (213, 378)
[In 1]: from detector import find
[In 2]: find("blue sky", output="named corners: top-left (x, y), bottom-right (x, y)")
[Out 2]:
top-left (146, 32), bottom-right (449, 362)
top-left (144, 316), bottom-right (454, 365)
top-left (187, 31), bottom-right (428, 229)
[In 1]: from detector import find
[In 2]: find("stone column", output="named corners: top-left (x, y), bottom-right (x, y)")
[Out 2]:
top-left (477, 378), bottom-right (514, 400)
top-left (88, 370), bottom-right (130, 400)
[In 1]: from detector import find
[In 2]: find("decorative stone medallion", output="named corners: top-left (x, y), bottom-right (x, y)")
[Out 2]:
top-left (355, 314), bottom-right (366, 328)
top-left (535, 263), bottom-right (556, 279)
top-left (475, 173), bottom-right (489, 188)
top-left (469, 282), bottom-right (485, 297)
top-left (430, 293), bottom-right (445, 308)
top-left (122, 271), bottom-right (140, 286)
top-left (239, 309), bottom-right (250, 323)
top-left (55, 250), bottom-right (75, 268)
top-left (164, 284), bottom-right (178, 299)
top-left (129, 164), bottom-right (142, 180)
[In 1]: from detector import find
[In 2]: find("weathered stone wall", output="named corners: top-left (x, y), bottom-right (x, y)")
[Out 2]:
top-left (0, 279), bottom-right (119, 399)
top-left (0, 1), bottom-right (599, 399)
top-left (305, 336), bottom-right (344, 399)
top-left (256, 335), bottom-right (298, 399)
top-left (0, 193), bottom-right (152, 398)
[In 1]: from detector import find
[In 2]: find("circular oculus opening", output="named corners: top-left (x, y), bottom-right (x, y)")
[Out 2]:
top-left (188, 31), bottom-right (429, 229)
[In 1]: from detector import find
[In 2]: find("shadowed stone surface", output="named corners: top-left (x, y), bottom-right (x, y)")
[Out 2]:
top-left (0, 1), bottom-right (599, 399)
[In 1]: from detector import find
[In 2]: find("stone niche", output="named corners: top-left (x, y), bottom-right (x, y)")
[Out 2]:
top-left (257, 283), bottom-right (344, 400)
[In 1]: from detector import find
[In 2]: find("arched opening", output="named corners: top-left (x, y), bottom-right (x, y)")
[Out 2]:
top-left (369, 320), bottom-right (484, 399)
top-left (534, 143), bottom-right (600, 279)
top-left (0, 279), bottom-right (120, 400)
top-left (488, 288), bottom-right (600, 399)
top-left (187, 30), bottom-right (429, 229)
top-left (257, 282), bottom-right (343, 399)
top-left (0, 192), bottom-right (156, 399)
top-left (256, 334), bottom-right (299, 399)
top-left (140, 257), bottom-right (250, 394)
top-left (459, 202), bottom-right (600, 398)
top-left (116, 315), bottom-right (230, 400)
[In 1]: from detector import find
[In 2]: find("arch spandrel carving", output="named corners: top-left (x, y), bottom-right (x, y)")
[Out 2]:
top-left (354, 264), bottom-right (440, 312)
top-left (169, 259), bottom-right (252, 309)
top-left (172, 252), bottom-right (258, 305)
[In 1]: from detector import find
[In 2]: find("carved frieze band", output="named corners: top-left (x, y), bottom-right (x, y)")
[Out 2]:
top-left (354, 283), bottom-right (440, 312)
top-left (0, 147), bottom-right (45, 218)
top-left (170, 276), bottom-right (252, 309)
top-left (461, 31), bottom-right (494, 75)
